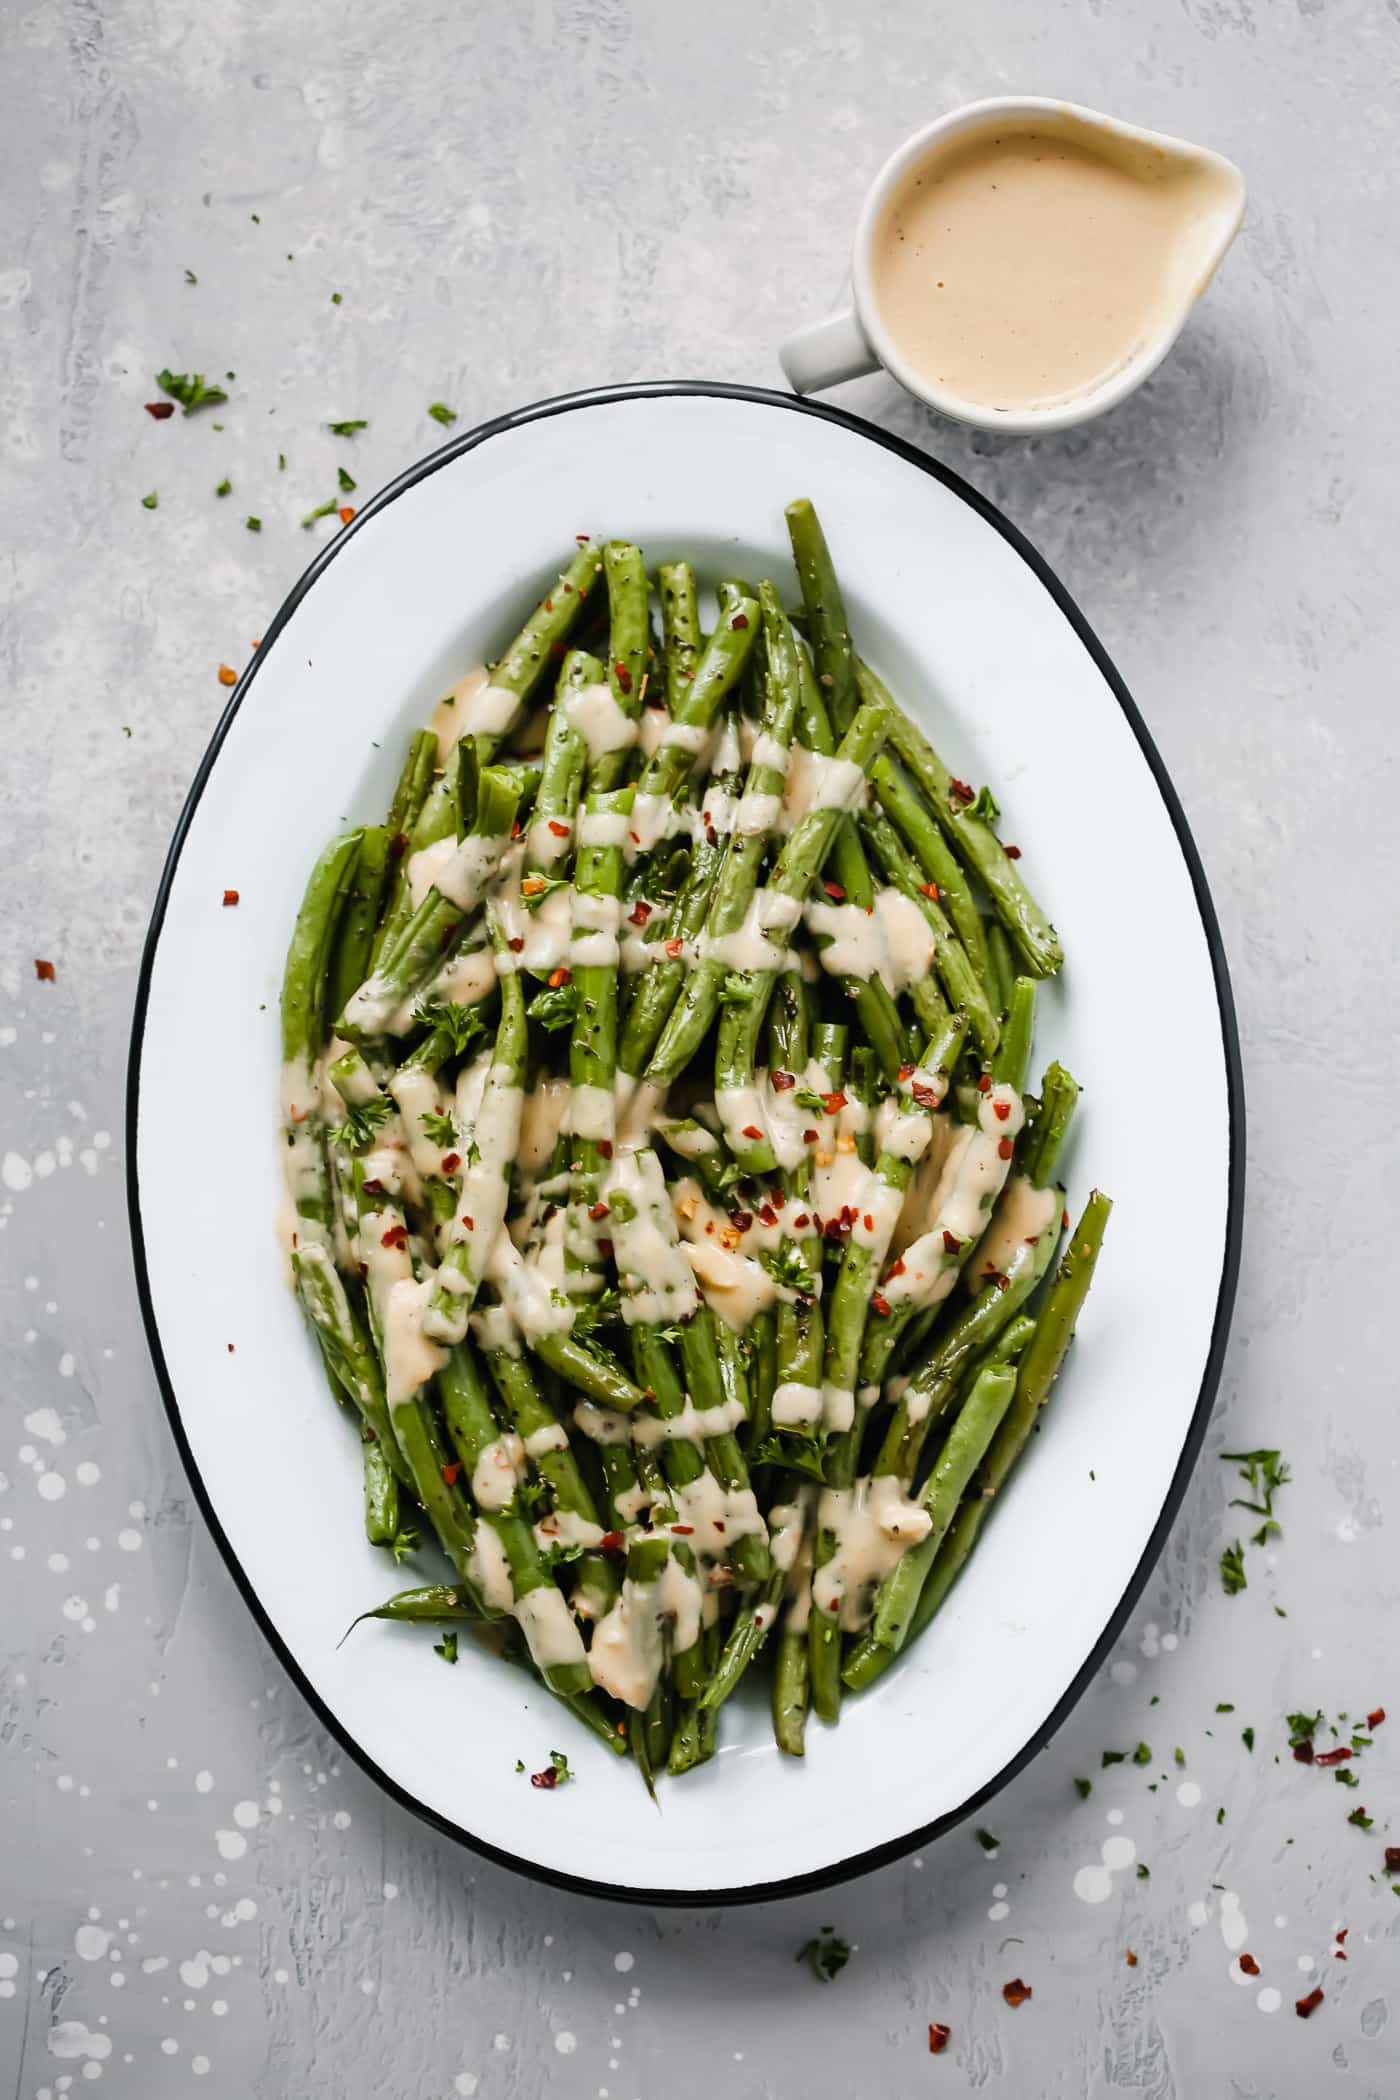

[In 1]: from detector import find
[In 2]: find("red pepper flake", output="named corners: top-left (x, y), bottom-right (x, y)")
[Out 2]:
top-left (1062, 1207), bottom-right (1070, 1229)
top-left (34, 959), bottom-right (55, 981)
top-left (628, 900), bottom-right (653, 926)
top-left (338, 506), bottom-right (356, 524)
top-left (614, 663), bottom-right (633, 694)
top-left (1385, 1846), bottom-right (1400, 1872)
top-left (919, 881), bottom-right (940, 901)
top-left (547, 818), bottom-right (571, 838)
top-left (823, 1214), bottom-right (852, 1243)
top-left (530, 1765), bottom-right (561, 1790)
top-left (863, 1213), bottom-right (875, 1232)
top-left (362, 1177), bottom-right (385, 1196)
top-left (1295, 1987), bottom-right (1324, 2019)
top-left (871, 1292), bottom-right (891, 1317)
top-left (544, 597), bottom-right (554, 613)
top-left (771, 1069), bottom-right (796, 1091)
top-left (1239, 1953), bottom-right (1260, 1977)
top-left (389, 830), bottom-right (408, 859)
top-left (941, 1229), bottom-right (961, 1252)
top-left (802, 1129), bottom-right (818, 1144)
top-left (949, 778), bottom-right (975, 805)
top-left (911, 1080), bottom-right (938, 1110)
top-left (991, 1100), bottom-right (1013, 1124)
top-left (823, 879), bottom-right (846, 900)
top-left (927, 2023), bottom-right (950, 2054)
top-left (222, 888), bottom-right (240, 906)
top-left (440, 1152), bottom-right (461, 1175)
top-left (664, 939), bottom-right (683, 959)
top-left (144, 400), bottom-right (176, 419)
top-left (597, 1236), bottom-right (613, 1259)
top-left (758, 1204), bottom-right (778, 1228)
top-left (507, 935), bottom-right (525, 953)
top-left (226, 1343), bottom-right (235, 1354)
top-left (510, 818), bottom-right (523, 840)
top-left (1005, 845), bottom-right (1023, 860)
top-left (588, 1200), bottom-right (610, 1222)
top-left (441, 1461), bottom-right (461, 1485)
top-left (1125, 1950), bottom-right (1138, 1968)
top-left (1367, 1707), bottom-right (1386, 1729)
top-left (380, 1224), bottom-right (407, 1249)
top-left (670, 1524), bottom-right (695, 1536)
top-left (1293, 1738), bottom-right (1315, 1765)
top-left (792, 1212), bottom-right (810, 1229)
top-left (217, 664), bottom-right (237, 686)
top-left (976, 1073), bottom-right (992, 1093)
top-left (575, 532), bottom-right (591, 544)
top-left (730, 612), bottom-right (749, 629)
top-left (997, 1136), bottom-right (1014, 1160)
top-left (741, 1124), bottom-right (763, 1141)
top-left (888, 1257), bottom-right (907, 1278)
top-left (1334, 1949), bottom-right (1347, 1961)
top-left (1002, 1978), bottom-right (1032, 2009)
top-left (598, 1530), bottom-right (625, 1554)
top-left (991, 1271), bottom-right (1010, 1293)
top-left (898, 1062), bottom-right (916, 1081)
top-left (598, 1139), bottom-right (614, 1160)
top-left (730, 1210), bottom-right (754, 1234)
top-left (1313, 1746), bottom-right (1352, 1767)
top-left (548, 966), bottom-right (571, 988)
top-left (461, 1215), bottom-right (475, 1231)
top-left (821, 1090), bottom-right (847, 1115)
top-left (549, 639), bottom-right (565, 659)
top-left (1336, 1929), bottom-right (1348, 1944)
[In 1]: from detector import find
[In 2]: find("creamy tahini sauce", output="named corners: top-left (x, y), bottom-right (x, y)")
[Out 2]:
top-left (870, 117), bottom-right (1237, 412)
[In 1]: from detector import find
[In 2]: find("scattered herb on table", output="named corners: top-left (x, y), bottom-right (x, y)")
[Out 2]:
top-left (428, 401), bottom-right (458, 425)
top-left (337, 465), bottom-right (356, 492)
top-left (1220, 1540), bottom-right (1247, 1595)
top-left (184, 268), bottom-right (197, 285)
top-left (327, 418), bottom-right (367, 436)
top-left (1102, 1750), bottom-right (1126, 1768)
top-left (140, 490), bottom-right (158, 510)
top-left (974, 1828), bottom-right (999, 1853)
top-left (302, 497), bottom-right (339, 528)
top-left (1216, 1702), bottom-right (1235, 1713)
top-left (433, 1631), bottom-right (458, 1664)
top-left (1136, 1863), bottom-right (1150, 1879)
top-left (331, 291), bottom-right (342, 304)
top-left (797, 1928), bottom-right (850, 1983)
top-left (1223, 1447), bottom-right (1290, 1545)
top-left (1347, 1806), bottom-right (1372, 1829)
top-left (216, 478), bottom-right (232, 497)
top-left (156, 368), bottom-right (228, 414)
top-left (1133, 1742), bottom-right (1152, 1765)
top-left (388, 1525), bottom-right (419, 1563)
top-left (1074, 1777), bottom-right (1092, 1800)
top-left (245, 516), bottom-right (261, 533)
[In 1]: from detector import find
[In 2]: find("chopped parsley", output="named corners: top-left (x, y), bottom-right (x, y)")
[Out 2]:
top-left (1220, 1539), bottom-right (1247, 1596)
top-left (184, 268), bottom-right (197, 285)
top-left (1132, 1742), bottom-right (1152, 1765)
top-left (419, 1109), bottom-right (458, 1149)
top-left (140, 490), bottom-right (158, 510)
top-left (337, 465), bottom-right (356, 493)
top-left (974, 1828), bottom-right (999, 1853)
top-left (759, 1244), bottom-right (818, 1298)
top-left (1074, 1777), bottom-right (1092, 1800)
top-left (389, 1525), bottom-right (419, 1563)
top-left (1216, 1702), bottom-right (1235, 1713)
top-left (416, 1000), bottom-right (487, 1056)
top-left (277, 453), bottom-right (286, 472)
top-left (1223, 1446), bottom-right (1290, 1545)
top-left (331, 1094), bottom-right (394, 1150)
top-left (967, 784), bottom-right (1001, 824)
top-left (1347, 1806), bottom-right (1373, 1830)
top-left (331, 291), bottom-right (343, 305)
top-left (428, 402), bottom-right (459, 426)
top-left (216, 477), bottom-right (232, 497)
top-left (327, 418), bottom-right (367, 436)
top-left (1136, 1863), bottom-right (1150, 1879)
top-left (245, 516), bottom-right (261, 532)
top-left (797, 1928), bottom-right (850, 1983)
top-left (156, 368), bottom-right (228, 414)
top-left (1335, 1766), bottom-right (1359, 1788)
top-left (1287, 1710), bottom-right (1324, 1748)
top-left (301, 497), bottom-right (339, 528)
top-left (1242, 1727), bottom-right (1255, 1753)
top-left (434, 1631), bottom-right (458, 1664)
top-left (1101, 1750), bottom-right (1126, 1768)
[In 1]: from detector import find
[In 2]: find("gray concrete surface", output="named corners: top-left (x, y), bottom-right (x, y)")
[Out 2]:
top-left (2, 1), bottom-right (1398, 2093)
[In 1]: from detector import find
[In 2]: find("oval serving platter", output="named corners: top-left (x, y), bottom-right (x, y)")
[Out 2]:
top-left (128, 383), bottom-right (1243, 1904)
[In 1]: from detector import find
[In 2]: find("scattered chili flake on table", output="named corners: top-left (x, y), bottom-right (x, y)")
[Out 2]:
top-left (1238, 1953), bottom-right (1260, 1976)
top-left (144, 400), bottom-right (175, 420)
top-left (1367, 1707), bottom-right (1386, 1728)
top-left (222, 889), bottom-right (239, 906)
top-left (1295, 1986), bottom-right (1324, 2018)
top-left (217, 664), bottom-right (237, 686)
top-left (1002, 1978), bottom-right (1032, 2008)
top-left (338, 505), bottom-right (356, 524)
top-left (927, 2022), bottom-right (950, 2054)
top-left (34, 959), bottom-right (55, 981)
top-left (1005, 844), bottom-right (1022, 859)
top-left (1125, 1950), bottom-right (1138, 1967)
top-left (529, 1749), bottom-right (573, 1790)
top-left (1384, 1846), bottom-right (1400, 1872)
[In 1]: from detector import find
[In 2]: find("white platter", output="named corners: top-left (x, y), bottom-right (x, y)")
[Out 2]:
top-left (127, 384), bottom-right (1243, 1903)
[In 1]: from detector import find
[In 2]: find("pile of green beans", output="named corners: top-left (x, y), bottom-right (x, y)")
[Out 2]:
top-left (279, 499), bottom-right (1110, 1782)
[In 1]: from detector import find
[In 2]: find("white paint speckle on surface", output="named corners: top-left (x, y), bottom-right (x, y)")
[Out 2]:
top-left (1257, 1987), bottom-right (1282, 2014)
top-left (1176, 1781), bottom-right (1202, 1808)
